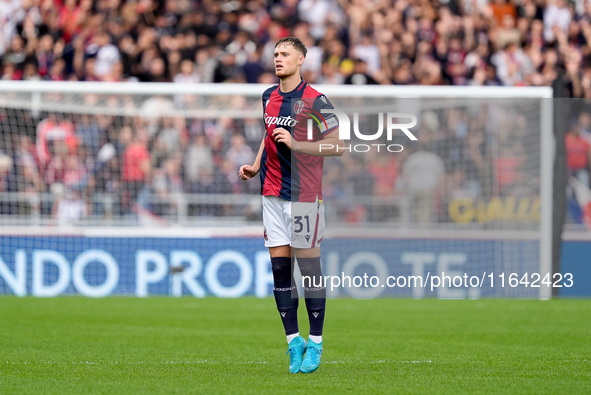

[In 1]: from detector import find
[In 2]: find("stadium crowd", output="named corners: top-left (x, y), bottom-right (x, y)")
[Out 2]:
top-left (2, 0), bottom-right (591, 91)
top-left (0, 0), bottom-right (589, 225)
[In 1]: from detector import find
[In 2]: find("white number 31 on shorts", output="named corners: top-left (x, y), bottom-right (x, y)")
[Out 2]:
top-left (262, 195), bottom-right (325, 249)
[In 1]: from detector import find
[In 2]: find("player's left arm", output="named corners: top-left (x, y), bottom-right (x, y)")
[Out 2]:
top-left (272, 94), bottom-right (345, 157)
top-left (272, 127), bottom-right (343, 156)
top-left (294, 129), bottom-right (344, 156)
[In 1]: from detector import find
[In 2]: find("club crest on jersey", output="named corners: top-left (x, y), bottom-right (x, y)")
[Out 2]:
top-left (293, 100), bottom-right (305, 114)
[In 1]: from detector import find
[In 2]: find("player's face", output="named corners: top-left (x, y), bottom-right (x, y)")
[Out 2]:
top-left (273, 43), bottom-right (304, 78)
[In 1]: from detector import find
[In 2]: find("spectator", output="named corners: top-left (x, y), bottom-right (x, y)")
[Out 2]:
top-left (93, 141), bottom-right (119, 218)
top-left (54, 153), bottom-right (88, 224)
top-left (58, 0), bottom-right (87, 43)
top-left (544, 0), bottom-right (571, 43)
top-left (151, 155), bottom-right (183, 217)
top-left (120, 128), bottom-right (151, 214)
top-left (173, 58), bottom-right (199, 84)
top-left (489, 0), bottom-right (517, 28)
top-left (225, 30), bottom-right (257, 66)
top-left (494, 133), bottom-right (526, 195)
top-left (492, 40), bottom-right (531, 86)
top-left (297, 0), bottom-right (344, 40)
top-left (242, 49), bottom-right (265, 83)
top-left (36, 34), bottom-right (57, 78)
top-left (2, 35), bottom-right (27, 76)
top-left (578, 113), bottom-right (591, 142)
top-left (36, 114), bottom-right (77, 170)
top-left (15, 135), bottom-right (42, 192)
top-left (0, 153), bottom-right (13, 192)
top-left (1, 61), bottom-right (18, 80)
top-left (368, 153), bottom-right (399, 197)
top-left (102, 59), bottom-right (127, 82)
top-left (117, 34), bottom-right (138, 78)
top-left (225, 134), bottom-right (254, 170)
top-left (76, 114), bottom-right (102, 156)
top-left (219, 157), bottom-right (243, 196)
top-left (45, 57), bottom-right (66, 81)
top-left (213, 51), bottom-right (243, 83)
top-left (13, 135), bottom-right (43, 215)
top-left (0, 0), bottom-right (24, 57)
top-left (0, 153), bottom-right (15, 215)
top-left (44, 140), bottom-right (69, 218)
top-left (184, 134), bottom-right (214, 190)
top-left (352, 34), bottom-right (380, 76)
top-left (566, 120), bottom-right (591, 187)
top-left (398, 147), bottom-right (445, 224)
top-left (191, 166), bottom-right (228, 216)
top-left (152, 117), bottom-right (188, 161)
top-left (194, 46), bottom-right (217, 83)
top-left (344, 58), bottom-right (378, 85)
top-left (298, 32), bottom-right (323, 82)
top-left (146, 57), bottom-right (169, 82)
top-left (317, 60), bottom-right (344, 84)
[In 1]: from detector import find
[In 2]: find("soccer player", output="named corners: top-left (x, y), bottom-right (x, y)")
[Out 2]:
top-left (239, 37), bottom-right (343, 374)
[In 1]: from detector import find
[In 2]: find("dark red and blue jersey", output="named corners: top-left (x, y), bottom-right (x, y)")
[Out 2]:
top-left (260, 79), bottom-right (338, 203)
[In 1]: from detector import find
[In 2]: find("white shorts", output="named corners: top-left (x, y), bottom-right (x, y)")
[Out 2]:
top-left (262, 195), bottom-right (325, 249)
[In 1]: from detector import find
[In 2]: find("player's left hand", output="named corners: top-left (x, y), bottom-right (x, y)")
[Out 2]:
top-left (272, 128), bottom-right (292, 150)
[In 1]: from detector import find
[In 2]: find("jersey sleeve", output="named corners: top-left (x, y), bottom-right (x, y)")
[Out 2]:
top-left (312, 94), bottom-right (339, 137)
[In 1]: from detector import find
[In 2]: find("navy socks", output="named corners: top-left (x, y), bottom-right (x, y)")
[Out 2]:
top-left (271, 256), bottom-right (299, 335)
top-left (271, 256), bottom-right (326, 337)
top-left (297, 257), bottom-right (326, 337)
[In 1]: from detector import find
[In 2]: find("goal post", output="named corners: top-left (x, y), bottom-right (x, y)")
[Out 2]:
top-left (0, 81), bottom-right (553, 298)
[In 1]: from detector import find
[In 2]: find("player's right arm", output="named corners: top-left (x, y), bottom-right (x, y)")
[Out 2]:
top-left (241, 87), bottom-right (275, 181)
top-left (239, 136), bottom-right (264, 181)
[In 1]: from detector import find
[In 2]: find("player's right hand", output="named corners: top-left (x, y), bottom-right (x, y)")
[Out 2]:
top-left (239, 165), bottom-right (259, 181)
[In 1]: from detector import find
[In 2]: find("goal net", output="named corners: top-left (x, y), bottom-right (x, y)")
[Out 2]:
top-left (0, 82), bottom-right (553, 298)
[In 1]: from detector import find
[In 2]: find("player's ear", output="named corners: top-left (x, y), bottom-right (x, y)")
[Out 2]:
top-left (297, 55), bottom-right (305, 66)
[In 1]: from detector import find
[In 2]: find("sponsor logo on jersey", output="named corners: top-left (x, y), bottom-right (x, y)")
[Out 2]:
top-left (264, 113), bottom-right (298, 128)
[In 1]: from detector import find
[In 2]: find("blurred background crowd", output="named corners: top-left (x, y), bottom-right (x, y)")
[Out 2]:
top-left (0, 0), bottom-right (590, 226)
top-left (2, 0), bottom-right (591, 91)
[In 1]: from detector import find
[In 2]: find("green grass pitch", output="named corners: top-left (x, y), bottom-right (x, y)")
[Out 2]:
top-left (1, 297), bottom-right (590, 394)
